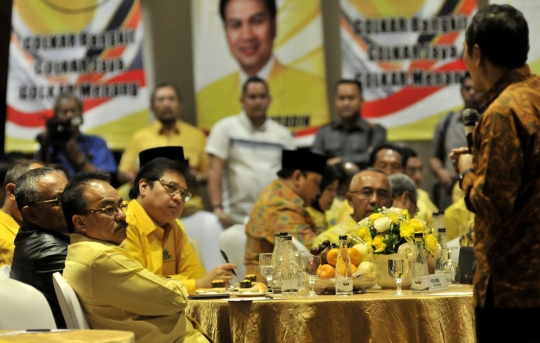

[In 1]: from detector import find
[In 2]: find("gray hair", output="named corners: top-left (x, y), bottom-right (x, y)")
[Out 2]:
top-left (388, 173), bottom-right (417, 200)
top-left (14, 167), bottom-right (57, 211)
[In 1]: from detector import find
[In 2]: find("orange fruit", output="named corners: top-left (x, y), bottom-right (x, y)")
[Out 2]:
top-left (348, 248), bottom-right (361, 266)
top-left (336, 260), bottom-right (353, 276)
top-left (326, 248), bottom-right (339, 266)
top-left (351, 264), bottom-right (358, 274)
top-left (317, 264), bottom-right (335, 280)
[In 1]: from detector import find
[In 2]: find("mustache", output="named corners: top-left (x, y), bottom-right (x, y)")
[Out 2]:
top-left (114, 221), bottom-right (128, 232)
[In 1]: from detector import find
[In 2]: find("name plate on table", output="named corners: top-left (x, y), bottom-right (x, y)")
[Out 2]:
top-left (428, 274), bottom-right (449, 292)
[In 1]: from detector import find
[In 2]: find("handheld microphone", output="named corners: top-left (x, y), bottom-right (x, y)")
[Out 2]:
top-left (462, 109), bottom-right (480, 154)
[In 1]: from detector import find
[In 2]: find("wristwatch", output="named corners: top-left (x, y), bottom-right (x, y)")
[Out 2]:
top-left (459, 168), bottom-right (474, 189)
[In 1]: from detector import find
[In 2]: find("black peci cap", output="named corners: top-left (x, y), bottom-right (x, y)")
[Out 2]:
top-left (138, 146), bottom-right (186, 168)
top-left (281, 150), bottom-right (327, 175)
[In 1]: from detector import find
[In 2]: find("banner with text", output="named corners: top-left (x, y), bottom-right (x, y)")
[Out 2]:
top-left (6, 0), bottom-right (149, 152)
top-left (192, 0), bottom-right (329, 146)
top-left (341, 0), bottom-right (477, 141)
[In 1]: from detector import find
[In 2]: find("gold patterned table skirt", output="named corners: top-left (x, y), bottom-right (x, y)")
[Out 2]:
top-left (0, 330), bottom-right (134, 343)
top-left (185, 288), bottom-right (475, 343)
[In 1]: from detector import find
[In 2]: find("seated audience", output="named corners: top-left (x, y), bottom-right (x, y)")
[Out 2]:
top-left (402, 147), bottom-right (438, 227)
top-left (62, 171), bottom-right (210, 343)
top-left (388, 174), bottom-right (418, 218)
top-left (245, 150), bottom-right (326, 274)
top-left (206, 77), bottom-right (294, 228)
top-left (369, 143), bottom-right (404, 175)
top-left (0, 160), bottom-right (44, 266)
top-left (35, 93), bottom-right (117, 177)
top-left (125, 147), bottom-right (236, 294)
top-left (313, 168), bottom-right (393, 247)
top-left (326, 161), bottom-right (359, 227)
top-left (10, 167), bottom-right (69, 328)
top-left (306, 164), bottom-right (340, 235)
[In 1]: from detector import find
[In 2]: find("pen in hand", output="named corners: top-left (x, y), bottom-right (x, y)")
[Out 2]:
top-left (220, 249), bottom-right (237, 276)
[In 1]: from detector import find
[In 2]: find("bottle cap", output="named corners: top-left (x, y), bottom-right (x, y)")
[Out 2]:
top-left (414, 232), bottom-right (423, 239)
top-left (284, 236), bottom-right (292, 240)
top-left (279, 232), bottom-right (289, 236)
top-left (338, 235), bottom-right (347, 240)
top-left (274, 233), bottom-right (281, 237)
top-left (437, 228), bottom-right (446, 233)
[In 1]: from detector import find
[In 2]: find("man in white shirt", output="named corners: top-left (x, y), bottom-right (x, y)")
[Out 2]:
top-left (207, 77), bottom-right (294, 227)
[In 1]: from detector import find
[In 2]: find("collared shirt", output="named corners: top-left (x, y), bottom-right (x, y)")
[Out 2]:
top-left (312, 118), bottom-right (386, 168)
top-left (462, 65), bottom-right (540, 309)
top-left (416, 188), bottom-right (437, 229)
top-left (312, 215), bottom-right (358, 248)
top-left (431, 110), bottom-right (468, 176)
top-left (206, 112), bottom-right (295, 223)
top-left (118, 119), bottom-right (208, 173)
top-left (64, 234), bottom-right (209, 343)
top-left (124, 199), bottom-right (206, 294)
top-left (0, 210), bottom-right (19, 266)
top-left (35, 133), bottom-right (117, 177)
top-left (239, 55), bottom-right (275, 88)
top-left (244, 179), bottom-right (316, 273)
top-left (306, 206), bottom-right (329, 237)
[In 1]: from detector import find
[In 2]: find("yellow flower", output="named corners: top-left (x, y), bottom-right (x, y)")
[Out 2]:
top-left (372, 235), bottom-right (387, 253)
top-left (369, 213), bottom-right (383, 224)
top-left (425, 234), bottom-right (439, 254)
top-left (401, 209), bottom-right (409, 218)
top-left (356, 227), bottom-right (372, 246)
top-left (410, 219), bottom-right (425, 232)
top-left (389, 213), bottom-right (399, 224)
top-left (400, 223), bottom-right (414, 239)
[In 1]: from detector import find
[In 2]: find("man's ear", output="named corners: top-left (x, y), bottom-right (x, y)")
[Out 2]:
top-left (138, 178), bottom-right (149, 196)
top-left (72, 214), bottom-right (86, 233)
top-left (21, 206), bottom-right (37, 224)
top-left (5, 183), bottom-right (15, 200)
top-left (291, 170), bottom-right (304, 187)
top-left (345, 192), bottom-right (353, 208)
top-left (473, 44), bottom-right (483, 66)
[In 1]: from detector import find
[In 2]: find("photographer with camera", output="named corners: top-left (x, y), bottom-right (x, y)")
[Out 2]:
top-left (35, 93), bottom-right (117, 177)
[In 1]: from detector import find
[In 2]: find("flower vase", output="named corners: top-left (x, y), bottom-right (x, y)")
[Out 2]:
top-left (375, 254), bottom-right (412, 290)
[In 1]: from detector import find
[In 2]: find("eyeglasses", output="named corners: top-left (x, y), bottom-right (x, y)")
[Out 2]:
top-left (156, 179), bottom-right (192, 202)
top-left (30, 195), bottom-right (62, 206)
top-left (81, 204), bottom-right (128, 216)
top-left (349, 189), bottom-right (391, 201)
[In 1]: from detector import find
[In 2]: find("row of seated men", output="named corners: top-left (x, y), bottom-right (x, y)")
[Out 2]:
top-left (13, 72), bottom-right (478, 227)
top-left (0, 143), bottom-right (473, 342)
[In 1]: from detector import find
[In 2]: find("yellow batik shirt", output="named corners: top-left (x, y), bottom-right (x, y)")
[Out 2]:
top-left (244, 179), bottom-right (316, 274)
top-left (0, 210), bottom-right (19, 266)
top-left (125, 200), bottom-right (206, 294)
top-left (64, 234), bottom-right (209, 343)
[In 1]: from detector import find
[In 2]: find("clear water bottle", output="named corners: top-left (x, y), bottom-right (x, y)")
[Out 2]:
top-left (411, 232), bottom-right (429, 294)
top-left (281, 236), bottom-right (299, 296)
top-left (271, 232), bottom-right (287, 294)
top-left (435, 228), bottom-right (447, 274)
top-left (442, 248), bottom-right (461, 284)
top-left (335, 235), bottom-right (353, 296)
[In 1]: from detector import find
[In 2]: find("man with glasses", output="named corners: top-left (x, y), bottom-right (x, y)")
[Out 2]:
top-left (61, 171), bottom-right (210, 343)
top-left (10, 167), bottom-right (69, 328)
top-left (312, 168), bottom-right (393, 247)
top-left (125, 147), bottom-right (236, 294)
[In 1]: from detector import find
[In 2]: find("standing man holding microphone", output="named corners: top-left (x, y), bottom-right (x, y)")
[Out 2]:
top-left (451, 4), bottom-right (540, 342)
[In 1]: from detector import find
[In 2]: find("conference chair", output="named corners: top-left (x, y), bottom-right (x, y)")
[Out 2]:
top-left (52, 272), bottom-right (90, 329)
top-left (0, 278), bottom-right (57, 330)
top-left (181, 211), bottom-right (225, 270)
top-left (219, 224), bottom-right (247, 285)
top-left (0, 264), bottom-right (10, 280)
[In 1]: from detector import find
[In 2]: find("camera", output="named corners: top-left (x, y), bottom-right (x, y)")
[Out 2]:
top-left (44, 116), bottom-right (82, 146)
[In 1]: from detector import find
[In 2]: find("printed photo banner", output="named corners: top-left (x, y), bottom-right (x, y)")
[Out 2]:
top-left (6, 0), bottom-right (149, 152)
top-left (341, 0), bottom-right (477, 141)
top-left (192, 0), bottom-right (330, 145)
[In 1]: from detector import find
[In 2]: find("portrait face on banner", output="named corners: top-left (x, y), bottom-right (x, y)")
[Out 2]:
top-left (192, 0), bottom-right (330, 142)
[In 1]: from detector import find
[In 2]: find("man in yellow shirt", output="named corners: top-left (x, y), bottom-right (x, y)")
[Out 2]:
top-left (117, 84), bottom-right (208, 184)
top-left (313, 168), bottom-right (393, 247)
top-left (61, 171), bottom-right (210, 343)
top-left (0, 160), bottom-right (44, 266)
top-left (125, 147), bottom-right (236, 294)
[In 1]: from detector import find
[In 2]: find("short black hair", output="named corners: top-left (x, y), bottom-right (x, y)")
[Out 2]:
top-left (276, 169), bottom-right (307, 179)
top-left (3, 160), bottom-right (44, 200)
top-left (54, 93), bottom-right (83, 117)
top-left (61, 171), bottom-right (111, 233)
top-left (150, 83), bottom-right (183, 106)
top-left (335, 79), bottom-right (363, 97)
top-left (129, 157), bottom-right (188, 200)
top-left (14, 167), bottom-right (57, 213)
top-left (242, 76), bottom-right (269, 96)
top-left (219, 0), bottom-right (277, 22)
top-left (400, 147), bottom-right (418, 168)
top-left (369, 143), bottom-right (404, 167)
top-left (460, 71), bottom-right (471, 87)
top-left (465, 4), bottom-right (528, 69)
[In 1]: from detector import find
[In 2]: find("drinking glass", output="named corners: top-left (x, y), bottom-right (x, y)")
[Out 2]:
top-left (259, 253), bottom-right (274, 289)
top-left (387, 254), bottom-right (409, 296)
top-left (301, 255), bottom-right (321, 297)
